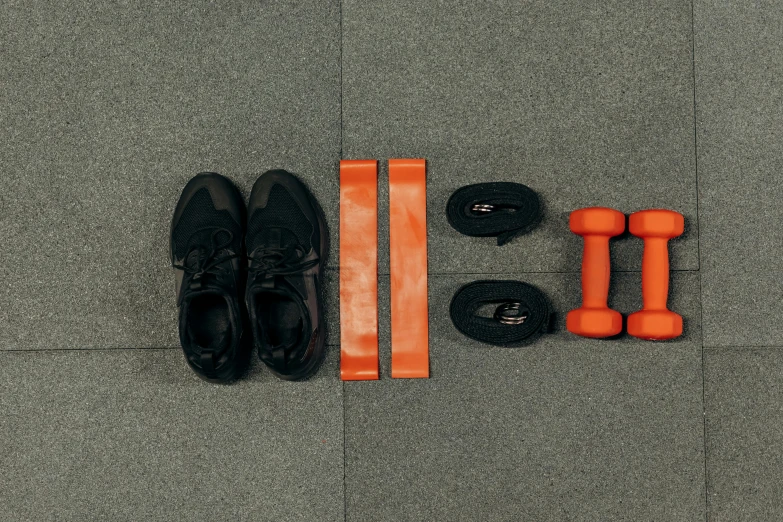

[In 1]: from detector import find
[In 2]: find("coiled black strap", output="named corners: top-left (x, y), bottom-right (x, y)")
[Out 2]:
top-left (446, 182), bottom-right (542, 246)
top-left (450, 281), bottom-right (552, 346)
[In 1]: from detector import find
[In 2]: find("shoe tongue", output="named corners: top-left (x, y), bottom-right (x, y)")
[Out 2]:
top-left (251, 227), bottom-right (301, 256)
top-left (184, 229), bottom-right (233, 263)
top-left (249, 228), bottom-right (309, 299)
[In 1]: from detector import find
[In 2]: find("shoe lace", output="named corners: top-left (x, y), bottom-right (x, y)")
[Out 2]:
top-left (248, 244), bottom-right (319, 276)
top-left (173, 228), bottom-right (239, 284)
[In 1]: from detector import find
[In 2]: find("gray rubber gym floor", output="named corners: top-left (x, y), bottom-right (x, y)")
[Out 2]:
top-left (1, 1), bottom-right (780, 520)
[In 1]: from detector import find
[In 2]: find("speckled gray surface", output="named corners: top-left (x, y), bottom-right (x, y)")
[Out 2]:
top-left (346, 272), bottom-right (705, 522)
top-left (342, 0), bottom-right (698, 275)
top-left (0, 0), bottom-right (340, 350)
top-left (694, 0), bottom-right (783, 348)
top-left (704, 348), bottom-right (783, 522)
top-left (4, 0), bottom-right (783, 520)
top-left (0, 348), bottom-right (343, 522)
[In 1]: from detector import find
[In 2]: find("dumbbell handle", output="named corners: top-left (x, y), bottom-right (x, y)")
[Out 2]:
top-left (641, 237), bottom-right (671, 310)
top-left (581, 235), bottom-right (612, 309)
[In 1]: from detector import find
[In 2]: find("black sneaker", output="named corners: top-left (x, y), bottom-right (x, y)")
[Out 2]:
top-left (245, 170), bottom-right (328, 380)
top-left (170, 172), bottom-right (251, 383)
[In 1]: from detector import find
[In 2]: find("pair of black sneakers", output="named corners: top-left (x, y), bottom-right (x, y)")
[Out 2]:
top-left (170, 170), bottom-right (328, 383)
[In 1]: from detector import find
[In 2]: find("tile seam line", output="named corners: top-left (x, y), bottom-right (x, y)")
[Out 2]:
top-left (342, 380), bottom-right (347, 522)
top-left (325, 269), bottom-right (702, 275)
top-left (0, 347), bottom-right (180, 353)
top-left (7, 344), bottom-right (783, 354)
top-left (690, 1), bottom-right (708, 520)
top-left (702, 345), bottom-right (783, 350)
top-left (8, 341), bottom-right (768, 352)
top-left (339, 0), bottom-right (344, 163)
top-left (338, 0), bottom-right (346, 520)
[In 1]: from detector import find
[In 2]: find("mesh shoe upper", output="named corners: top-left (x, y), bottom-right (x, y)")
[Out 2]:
top-left (247, 184), bottom-right (313, 255)
top-left (172, 187), bottom-right (243, 261)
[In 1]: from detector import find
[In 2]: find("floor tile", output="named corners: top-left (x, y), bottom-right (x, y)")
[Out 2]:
top-left (345, 272), bottom-right (705, 521)
top-left (0, 0), bottom-right (341, 350)
top-left (342, 0), bottom-right (698, 275)
top-left (0, 348), bottom-right (343, 522)
top-left (694, 0), bottom-right (783, 346)
top-left (701, 271), bottom-right (783, 348)
top-left (704, 347), bottom-right (783, 521)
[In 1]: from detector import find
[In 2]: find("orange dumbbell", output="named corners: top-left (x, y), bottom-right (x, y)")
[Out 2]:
top-left (627, 209), bottom-right (684, 340)
top-left (567, 207), bottom-right (625, 338)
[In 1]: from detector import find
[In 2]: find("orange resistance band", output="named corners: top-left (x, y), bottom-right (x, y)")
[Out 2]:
top-left (389, 159), bottom-right (430, 379)
top-left (340, 160), bottom-right (380, 381)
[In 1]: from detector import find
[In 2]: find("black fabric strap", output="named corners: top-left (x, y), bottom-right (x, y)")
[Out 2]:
top-left (450, 280), bottom-right (552, 346)
top-left (446, 182), bottom-right (542, 246)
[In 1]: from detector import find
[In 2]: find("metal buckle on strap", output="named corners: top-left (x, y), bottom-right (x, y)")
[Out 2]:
top-left (494, 302), bottom-right (529, 325)
top-left (471, 203), bottom-right (496, 213)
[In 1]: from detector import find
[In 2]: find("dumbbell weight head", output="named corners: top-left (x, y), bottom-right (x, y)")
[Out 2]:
top-left (567, 307), bottom-right (623, 338)
top-left (570, 207), bottom-right (626, 237)
top-left (629, 209), bottom-right (684, 238)
top-left (627, 309), bottom-right (682, 340)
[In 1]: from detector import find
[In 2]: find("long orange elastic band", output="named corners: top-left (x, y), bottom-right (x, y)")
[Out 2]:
top-left (389, 159), bottom-right (430, 379)
top-left (340, 160), bottom-right (380, 380)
